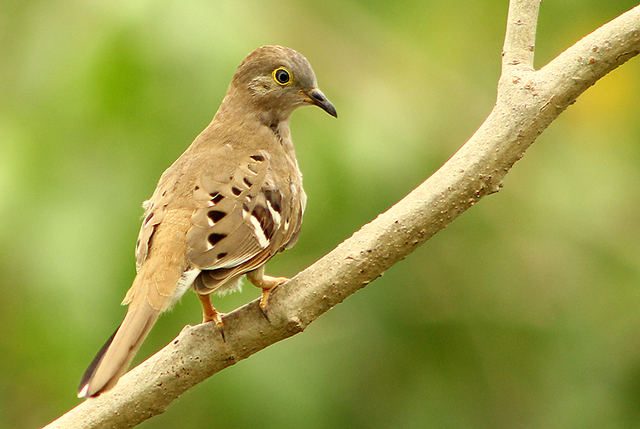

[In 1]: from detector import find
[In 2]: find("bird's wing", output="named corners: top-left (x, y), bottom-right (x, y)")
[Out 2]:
top-left (184, 146), bottom-right (304, 293)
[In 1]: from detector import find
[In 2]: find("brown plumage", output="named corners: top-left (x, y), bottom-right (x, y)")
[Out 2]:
top-left (78, 45), bottom-right (336, 398)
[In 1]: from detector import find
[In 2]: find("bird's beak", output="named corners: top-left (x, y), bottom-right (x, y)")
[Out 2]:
top-left (302, 88), bottom-right (337, 118)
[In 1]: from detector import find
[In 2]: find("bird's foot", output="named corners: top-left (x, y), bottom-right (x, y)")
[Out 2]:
top-left (198, 293), bottom-right (226, 341)
top-left (247, 268), bottom-right (288, 322)
top-left (257, 275), bottom-right (288, 322)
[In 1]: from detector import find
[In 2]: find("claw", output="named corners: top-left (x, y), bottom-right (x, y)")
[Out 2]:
top-left (198, 293), bottom-right (226, 341)
top-left (215, 318), bottom-right (226, 342)
top-left (210, 310), bottom-right (226, 342)
top-left (259, 290), bottom-right (271, 322)
top-left (246, 266), bottom-right (288, 324)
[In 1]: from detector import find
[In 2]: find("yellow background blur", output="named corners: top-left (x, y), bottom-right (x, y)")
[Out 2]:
top-left (1, 1), bottom-right (640, 428)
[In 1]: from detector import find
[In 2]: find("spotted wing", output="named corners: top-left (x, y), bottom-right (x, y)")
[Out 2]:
top-left (185, 148), bottom-right (304, 293)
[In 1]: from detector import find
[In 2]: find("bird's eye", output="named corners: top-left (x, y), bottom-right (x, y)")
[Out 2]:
top-left (273, 68), bottom-right (291, 85)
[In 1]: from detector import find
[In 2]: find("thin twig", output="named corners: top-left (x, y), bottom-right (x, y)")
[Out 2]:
top-left (502, 0), bottom-right (540, 71)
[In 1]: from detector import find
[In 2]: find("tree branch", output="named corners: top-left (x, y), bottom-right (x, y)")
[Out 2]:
top-left (502, 0), bottom-right (540, 71)
top-left (44, 2), bottom-right (640, 428)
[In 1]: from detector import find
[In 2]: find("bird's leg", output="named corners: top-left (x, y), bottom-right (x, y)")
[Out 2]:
top-left (246, 266), bottom-right (288, 321)
top-left (197, 293), bottom-right (226, 341)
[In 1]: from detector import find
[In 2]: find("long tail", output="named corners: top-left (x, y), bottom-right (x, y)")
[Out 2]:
top-left (77, 300), bottom-right (160, 398)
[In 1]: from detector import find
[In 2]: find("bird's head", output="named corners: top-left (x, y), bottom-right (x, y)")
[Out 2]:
top-left (226, 45), bottom-right (337, 124)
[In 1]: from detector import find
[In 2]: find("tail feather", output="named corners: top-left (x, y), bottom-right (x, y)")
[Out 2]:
top-left (78, 328), bottom-right (118, 394)
top-left (78, 301), bottom-right (160, 398)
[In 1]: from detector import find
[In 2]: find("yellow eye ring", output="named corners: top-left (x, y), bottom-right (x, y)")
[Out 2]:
top-left (272, 67), bottom-right (292, 86)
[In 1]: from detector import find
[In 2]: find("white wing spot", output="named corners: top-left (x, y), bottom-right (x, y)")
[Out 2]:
top-left (267, 200), bottom-right (282, 225)
top-left (250, 215), bottom-right (270, 248)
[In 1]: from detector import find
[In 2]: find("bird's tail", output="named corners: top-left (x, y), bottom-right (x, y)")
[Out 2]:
top-left (77, 299), bottom-right (160, 398)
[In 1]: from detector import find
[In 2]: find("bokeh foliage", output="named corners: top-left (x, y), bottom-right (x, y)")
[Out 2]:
top-left (1, 0), bottom-right (640, 428)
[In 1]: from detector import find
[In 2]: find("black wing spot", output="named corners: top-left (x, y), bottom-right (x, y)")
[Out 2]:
top-left (264, 188), bottom-right (282, 213)
top-left (231, 187), bottom-right (242, 196)
top-left (243, 177), bottom-right (253, 187)
top-left (250, 154), bottom-right (265, 162)
top-left (217, 252), bottom-right (228, 259)
top-left (208, 210), bottom-right (227, 223)
top-left (208, 233), bottom-right (227, 246)
top-left (143, 212), bottom-right (154, 226)
top-left (252, 204), bottom-right (275, 239)
top-left (210, 192), bottom-right (224, 204)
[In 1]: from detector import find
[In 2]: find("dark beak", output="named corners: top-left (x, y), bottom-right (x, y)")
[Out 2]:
top-left (303, 88), bottom-right (337, 118)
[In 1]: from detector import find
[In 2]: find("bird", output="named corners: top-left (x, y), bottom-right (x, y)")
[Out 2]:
top-left (77, 45), bottom-right (337, 398)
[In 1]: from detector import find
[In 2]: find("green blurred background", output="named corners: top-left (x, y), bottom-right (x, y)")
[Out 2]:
top-left (1, 0), bottom-right (640, 428)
